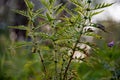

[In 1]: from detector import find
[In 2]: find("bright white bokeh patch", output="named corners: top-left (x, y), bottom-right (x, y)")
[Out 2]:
top-left (92, 0), bottom-right (120, 22)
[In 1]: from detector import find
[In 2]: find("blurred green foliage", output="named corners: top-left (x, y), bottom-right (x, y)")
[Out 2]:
top-left (1, 39), bottom-right (120, 80)
top-left (77, 41), bottom-right (120, 80)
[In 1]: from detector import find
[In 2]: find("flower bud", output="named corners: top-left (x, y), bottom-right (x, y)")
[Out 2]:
top-left (108, 41), bottom-right (114, 47)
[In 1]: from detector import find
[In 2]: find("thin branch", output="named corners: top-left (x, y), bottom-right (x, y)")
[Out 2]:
top-left (54, 49), bottom-right (58, 80)
top-left (63, 22), bottom-right (86, 80)
top-left (38, 50), bottom-right (47, 77)
top-left (63, 35), bottom-right (81, 80)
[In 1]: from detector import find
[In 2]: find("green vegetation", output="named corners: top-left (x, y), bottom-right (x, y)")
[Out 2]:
top-left (1, 0), bottom-right (119, 80)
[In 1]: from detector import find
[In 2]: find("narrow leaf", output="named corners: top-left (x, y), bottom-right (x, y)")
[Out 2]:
top-left (32, 9), bottom-right (43, 20)
top-left (90, 10), bottom-right (104, 17)
top-left (55, 4), bottom-right (65, 16)
top-left (14, 41), bottom-right (32, 48)
top-left (33, 32), bottom-right (51, 39)
top-left (40, 0), bottom-right (49, 9)
top-left (9, 25), bottom-right (28, 30)
top-left (46, 13), bottom-right (53, 21)
top-left (93, 3), bottom-right (114, 10)
top-left (14, 10), bottom-right (28, 17)
top-left (85, 32), bottom-right (103, 39)
top-left (53, 3), bottom-right (63, 12)
top-left (24, 0), bottom-right (34, 9)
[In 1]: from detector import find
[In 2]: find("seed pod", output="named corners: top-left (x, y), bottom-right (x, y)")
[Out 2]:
top-left (96, 24), bottom-right (107, 32)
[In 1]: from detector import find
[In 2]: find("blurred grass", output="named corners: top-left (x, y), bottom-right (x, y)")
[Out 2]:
top-left (0, 33), bottom-right (42, 80)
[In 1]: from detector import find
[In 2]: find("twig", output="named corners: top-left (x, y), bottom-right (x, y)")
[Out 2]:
top-left (38, 50), bottom-right (47, 77)
top-left (63, 40), bottom-right (79, 80)
top-left (63, 22), bottom-right (86, 80)
top-left (54, 49), bottom-right (58, 80)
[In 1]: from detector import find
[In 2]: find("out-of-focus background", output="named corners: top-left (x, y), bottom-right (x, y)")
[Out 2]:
top-left (0, 0), bottom-right (120, 80)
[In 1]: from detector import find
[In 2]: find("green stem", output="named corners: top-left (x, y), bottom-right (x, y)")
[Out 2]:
top-left (63, 33), bottom-right (82, 80)
top-left (38, 50), bottom-right (47, 79)
top-left (53, 42), bottom-right (58, 80)
top-left (63, 19), bottom-right (87, 80)
top-left (28, 20), bottom-right (47, 79)
top-left (60, 55), bottom-right (65, 80)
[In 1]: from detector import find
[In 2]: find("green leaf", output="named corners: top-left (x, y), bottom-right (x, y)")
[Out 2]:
top-left (93, 3), bottom-right (114, 10)
top-left (54, 26), bottom-right (79, 42)
top-left (40, 45), bottom-right (50, 51)
top-left (14, 41), bottom-right (32, 48)
top-left (46, 13), bottom-right (53, 21)
top-left (24, 0), bottom-right (34, 9)
top-left (71, 0), bottom-right (83, 8)
top-left (75, 6), bottom-right (84, 16)
top-left (53, 3), bottom-right (63, 12)
top-left (14, 10), bottom-right (28, 18)
top-left (49, 0), bottom-right (55, 5)
top-left (33, 32), bottom-right (51, 39)
top-left (64, 8), bottom-right (76, 18)
top-left (55, 4), bottom-right (66, 17)
top-left (9, 25), bottom-right (28, 30)
top-left (61, 16), bottom-right (72, 26)
top-left (55, 39), bottom-right (73, 48)
top-left (85, 32), bottom-right (103, 39)
top-left (40, 0), bottom-right (49, 9)
top-left (90, 10), bottom-right (104, 17)
top-left (32, 9), bottom-right (44, 20)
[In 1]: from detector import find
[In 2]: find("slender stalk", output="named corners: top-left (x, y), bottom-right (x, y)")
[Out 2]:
top-left (53, 42), bottom-right (58, 80)
top-left (54, 50), bottom-right (58, 80)
top-left (28, 20), bottom-right (47, 77)
top-left (63, 2), bottom-right (92, 79)
top-left (53, 23), bottom-right (59, 80)
top-left (38, 50), bottom-right (47, 78)
top-left (60, 63), bottom-right (63, 80)
top-left (60, 55), bottom-right (65, 80)
top-left (29, 20), bottom-right (47, 79)
top-left (63, 34), bottom-right (81, 80)
top-left (63, 23), bottom-right (86, 80)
